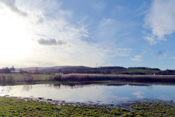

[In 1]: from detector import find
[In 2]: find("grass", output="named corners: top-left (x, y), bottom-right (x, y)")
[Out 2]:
top-left (121, 68), bottom-right (160, 75)
top-left (1, 97), bottom-right (175, 116)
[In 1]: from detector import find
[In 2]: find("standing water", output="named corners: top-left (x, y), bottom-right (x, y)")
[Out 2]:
top-left (0, 84), bottom-right (175, 104)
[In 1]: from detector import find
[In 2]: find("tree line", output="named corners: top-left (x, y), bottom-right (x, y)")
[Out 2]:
top-left (0, 66), bottom-right (15, 73)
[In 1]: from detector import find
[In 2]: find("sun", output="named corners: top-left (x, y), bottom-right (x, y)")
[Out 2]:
top-left (0, 8), bottom-right (31, 59)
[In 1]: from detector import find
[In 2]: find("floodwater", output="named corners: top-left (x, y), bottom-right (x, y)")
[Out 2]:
top-left (0, 84), bottom-right (175, 104)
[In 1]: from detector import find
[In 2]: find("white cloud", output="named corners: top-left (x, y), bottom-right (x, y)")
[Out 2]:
top-left (132, 55), bottom-right (142, 62)
top-left (144, 35), bottom-right (157, 44)
top-left (144, 0), bottom-right (175, 44)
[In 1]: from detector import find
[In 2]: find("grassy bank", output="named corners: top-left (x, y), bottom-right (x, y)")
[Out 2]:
top-left (0, 73), bottom-right (55, 84)
top-left (0, 97), bottom-right (175, 116)
top-left (1, 73), bottom-right (175, 85)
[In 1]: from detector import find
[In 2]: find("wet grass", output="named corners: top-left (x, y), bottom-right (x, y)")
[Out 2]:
top-left (1, 97), bottom-right (175, 117)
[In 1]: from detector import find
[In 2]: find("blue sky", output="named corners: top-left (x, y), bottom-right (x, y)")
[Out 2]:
top-left (0, 0), bottom-right (175, 69)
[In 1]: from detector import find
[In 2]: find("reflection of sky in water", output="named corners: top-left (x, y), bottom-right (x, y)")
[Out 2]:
top-left (0, 84), bottom-right (175, 104)
top-left (0, 87), bottom-right (4, 96)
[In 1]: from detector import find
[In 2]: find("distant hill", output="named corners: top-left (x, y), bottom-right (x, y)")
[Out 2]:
top-left (16, 66), bottom-right (92, 74)
top-left (13, 65), bottom-right (175, 75)
top-left (16, 66), bottom-right (65, 72)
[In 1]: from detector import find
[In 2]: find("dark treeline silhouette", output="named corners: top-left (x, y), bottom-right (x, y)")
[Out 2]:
top-left (17, 66), bottom-right (175, 75)
top-left (0, 66), bottom-right (15, 73)
top-left (157, 70), bottom-right (175, 75)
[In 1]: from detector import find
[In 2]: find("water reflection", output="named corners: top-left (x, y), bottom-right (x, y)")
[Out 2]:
top-left (0, 87), bottom-right (3, 96)
top-left (4, 86), bottom-right (13, 93)
top-left (0, 84), bottom-right (175, 104)
top-left (132, 91), bottom-right (144, 99)
top-left (22, 85), bottom-right (33, 92)
top-left (46, 84), bottom-right (98, 89)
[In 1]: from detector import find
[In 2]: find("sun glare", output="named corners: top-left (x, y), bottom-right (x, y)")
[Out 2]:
top-left (0, 9), bottom-right (30, 59)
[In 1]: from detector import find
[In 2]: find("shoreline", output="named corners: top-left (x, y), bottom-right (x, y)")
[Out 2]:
top-left (0, 96), bottom-right (175, 116)
top-left (2, 94), bottom-right (173, 108)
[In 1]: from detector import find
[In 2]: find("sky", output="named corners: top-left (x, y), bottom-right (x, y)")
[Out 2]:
top-left (0, 0), bottom-right (175, 69)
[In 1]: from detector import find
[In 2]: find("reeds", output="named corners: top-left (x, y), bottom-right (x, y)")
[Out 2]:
top-left (1, 73), bottom-right (175, 84)
top-left (54, 73), bottom-right (175, 83)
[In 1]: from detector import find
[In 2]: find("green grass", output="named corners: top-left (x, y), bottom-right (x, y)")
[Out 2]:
top-left (1, 97), bottom-right (175, 117)
top-left (123, 69), bottom-right (160, 74)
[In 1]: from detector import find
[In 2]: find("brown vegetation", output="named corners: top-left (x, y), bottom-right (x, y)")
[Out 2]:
top-left (1, 73), bottom-right (175, 84)
top-left (55, 73), bottom-right (175, 83)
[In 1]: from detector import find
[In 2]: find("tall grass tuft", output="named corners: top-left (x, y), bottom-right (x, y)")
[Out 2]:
top-left (0, 75), bottom-right (6, 83)
top-left (23, 74), bottom-right (34, 82)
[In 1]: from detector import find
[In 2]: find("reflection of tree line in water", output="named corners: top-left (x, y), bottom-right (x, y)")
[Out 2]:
top-left (46, 83), bottom-right (128, 89)
top-left (2, 86), bottom-right (13, 93)
top-left (2, 85), bottom-right (33, 93)
top-left (1, 84), bottom-right (127, 94)
top-left (2, 84), bottom-right (93, 93)
top-left (22, 85), bottom-right (33, 92)
top-left (46, 84), bottom-right (94, 89)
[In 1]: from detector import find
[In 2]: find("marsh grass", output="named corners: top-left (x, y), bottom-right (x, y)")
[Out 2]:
top-left (1, 97), bottom-right (175, 117)
top-left (0, 73), bottom-right (55, 84)
top-left (1, 73), bottom-right (175, 85)
top-left (56, 73), bottom-right (175, 83)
